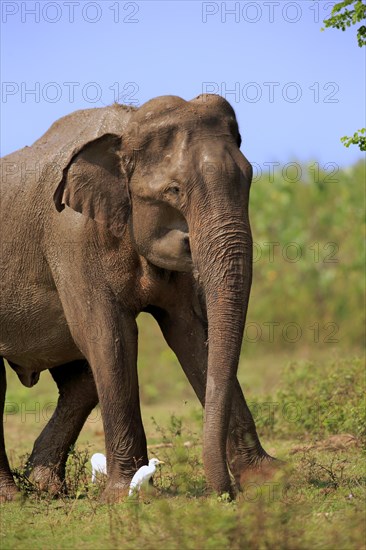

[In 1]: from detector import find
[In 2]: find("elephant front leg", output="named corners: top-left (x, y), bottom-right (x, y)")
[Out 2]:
top-left (79, 313), bottom-right (148, 501)
top-left (152, 303), bottom-right (275, 490)
top-left (26, 360), bottom-right (98, 494)
top-left (226, 381), bottom-right (277, 487)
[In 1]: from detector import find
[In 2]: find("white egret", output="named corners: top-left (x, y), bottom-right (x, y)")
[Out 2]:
top-left (128, 458), bottom-right (164, 496)
top-left (91, 452), bottom-right (107, 482)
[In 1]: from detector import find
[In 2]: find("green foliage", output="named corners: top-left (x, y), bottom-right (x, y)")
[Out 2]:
top-left (252, 357), bottom-right (366, 442)
top-left (12, 453), bottom-right (37, 498)
top-left (66, 445), bottom-right (94, 498)
top-left (322, 1), bottom-right (366, 150)
top-left (322, 0), bottom-right (366, 47)
top-left (150, 415), bottom-right (206, 497)
top-left (341, 128), bottom-right (366, 151)
top-left (11, 446), bottom-right (100, 502)
top-left (247, 161), bottom-right (365, 354)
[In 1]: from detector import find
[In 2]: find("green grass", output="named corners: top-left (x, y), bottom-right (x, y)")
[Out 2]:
top-left (1, 477), bottom-right (364, 550)
top-left (2, 356), bottom-right (365, 550)
top-left (251, 356), bottom-right (366, 442)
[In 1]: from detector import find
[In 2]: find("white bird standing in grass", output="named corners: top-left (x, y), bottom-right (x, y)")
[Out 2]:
top-left (128, 458), bottom-right (164, 496)
top-left (91, 452), bottom-right (107, 482)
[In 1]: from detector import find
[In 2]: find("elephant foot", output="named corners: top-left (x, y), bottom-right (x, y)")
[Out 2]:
top-left (28, 466), bottom-right (66, 496)
top-left (100, 479), bottom-right (131, 503)
top-left (236, 455), bottom-right (284, 490)
top-left (229, 449), bottom-right (283, 489)
top-left (0, 479), bottom-right (20, 503)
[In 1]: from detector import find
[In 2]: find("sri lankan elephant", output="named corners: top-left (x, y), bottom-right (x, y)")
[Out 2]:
top-left (0, 94), bottom-right (274, 501)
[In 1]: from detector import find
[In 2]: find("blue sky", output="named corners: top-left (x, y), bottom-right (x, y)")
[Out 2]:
top-left (1, 0), bottom-right (365, 169)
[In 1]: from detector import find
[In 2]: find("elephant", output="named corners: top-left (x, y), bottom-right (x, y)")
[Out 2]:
top-left (0, 94), bottom-right (274, 502)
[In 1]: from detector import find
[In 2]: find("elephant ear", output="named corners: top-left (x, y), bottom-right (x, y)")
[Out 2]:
top-left (53, 133), bottom-right (130, 238)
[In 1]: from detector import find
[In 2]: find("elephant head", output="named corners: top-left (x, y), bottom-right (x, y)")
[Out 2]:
top-left (53, 94), bottom-right (253, 495)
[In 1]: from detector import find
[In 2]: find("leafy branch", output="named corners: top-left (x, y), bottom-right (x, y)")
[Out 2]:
top-left (322, 0), bottom-right (366, 47)
top-left (322, 1), bottom-right (366, 151)
top-left (341, 128), bottom-right (366, 151)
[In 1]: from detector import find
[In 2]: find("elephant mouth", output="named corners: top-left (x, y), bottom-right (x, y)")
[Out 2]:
top-left (148, 229), bottom-right (193, 272)
top-left (183, 234), bottom-right (191, 254)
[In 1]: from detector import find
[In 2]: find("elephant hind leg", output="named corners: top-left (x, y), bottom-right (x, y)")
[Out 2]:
top-left (26, 360), bottom-right (98, 494)
top-left (0, 358), bottom-right (20, 502)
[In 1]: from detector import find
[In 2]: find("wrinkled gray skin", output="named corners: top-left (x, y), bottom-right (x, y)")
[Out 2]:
top-left (0, 94), bottom-right (274, 502)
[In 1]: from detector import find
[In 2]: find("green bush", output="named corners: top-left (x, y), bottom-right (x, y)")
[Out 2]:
top-left (246, 161), bottom-right (365, 353)
top-left (252, 357), bottom-right (365, 442)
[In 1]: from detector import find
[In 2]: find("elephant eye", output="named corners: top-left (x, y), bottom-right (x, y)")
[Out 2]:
top-left (166, 185), bottom-right (180, 196)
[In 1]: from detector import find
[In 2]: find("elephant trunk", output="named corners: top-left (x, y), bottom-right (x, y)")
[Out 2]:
top-left (190, 211), bottom-right (252, 495)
